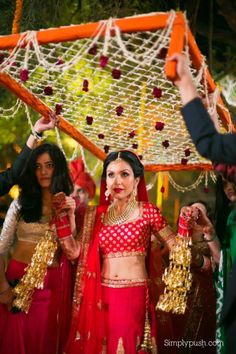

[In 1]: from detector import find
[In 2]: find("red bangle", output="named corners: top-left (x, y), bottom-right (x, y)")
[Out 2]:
top-left (52, 213), bottom-right (72, 239)
top-left (178, 214), bottom-right (193, 237)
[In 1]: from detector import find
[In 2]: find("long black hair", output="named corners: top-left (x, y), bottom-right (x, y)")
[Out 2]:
top-left (18, 143), bottom-right (73, 222)
top-left (102, 150), bottom-right (144, 179)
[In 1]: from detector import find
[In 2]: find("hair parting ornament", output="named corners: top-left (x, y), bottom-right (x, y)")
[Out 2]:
top-left (116, 151), bottom-right (122, 161)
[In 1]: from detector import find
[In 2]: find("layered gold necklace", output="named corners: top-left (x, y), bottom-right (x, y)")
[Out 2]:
top-left (104, 198), bottom-right (138, 226)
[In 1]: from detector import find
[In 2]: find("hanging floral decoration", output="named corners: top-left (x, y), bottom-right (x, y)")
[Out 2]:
top-left (184, 148), bottom-right (191, 157)
top-left (19, 68), bottom-right (29, 82)
top-left (56, 58), bottom-right (63, 65)
top-left (129, 130), bottom-right (136, 138)
top-left (153, 87), bottom-right (162, 99)
top-left (132, 143), bottom-right (138, 149)
top-left (55, 104), bottom-right (63, 115)
top-left (88, 44), bottom-right (98, 55)
top-left (99, 55), bottom-right (109, 68)
top-left (112, 68), bottom-right (121, 79)
top-left (116, 105), bottom-right (124, 116)
top-left (157, 47), bottom-right (168, 59)
top-left (162, 140), bottom-right (169, 148)
top-left (160, 186), bottom-right (165, 193)
top-left (155, 121), bottom-right (165, 131)
top-left (82, 79), bottom-right (89, 92)
top-left (44, 86), bottom-right (53, 95)
top-left (181, 158), bottom-right (188, 165)
top-left (86, 116), bottom-right (93, 125)
top-left (104, 145), bottom-right (110, 153)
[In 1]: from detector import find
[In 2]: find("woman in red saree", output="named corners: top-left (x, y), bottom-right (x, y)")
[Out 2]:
top-left (59, 150), bottom-right (200, 354)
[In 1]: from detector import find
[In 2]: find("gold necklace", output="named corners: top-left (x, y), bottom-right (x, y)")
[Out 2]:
top-left (104, 198), bottom-right (138, 226)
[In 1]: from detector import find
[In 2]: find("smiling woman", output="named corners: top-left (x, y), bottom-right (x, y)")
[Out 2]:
top-left (0, 143), bottom-right (75, 354)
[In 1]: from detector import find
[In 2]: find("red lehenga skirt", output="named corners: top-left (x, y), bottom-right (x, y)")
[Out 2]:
top-left (0, 258), bottom-right (72, 354)
top-left (101, 278), bottom-right (158, 354)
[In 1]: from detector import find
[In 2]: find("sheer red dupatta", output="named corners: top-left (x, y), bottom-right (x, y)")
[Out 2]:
top-left (65, 175), bottom-right (149, 354)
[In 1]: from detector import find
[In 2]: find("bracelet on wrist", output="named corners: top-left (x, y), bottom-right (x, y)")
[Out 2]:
top-left (31, 129), bottom-right (44, 141)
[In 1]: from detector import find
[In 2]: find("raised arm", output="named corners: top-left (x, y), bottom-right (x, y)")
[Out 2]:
top-left (167, 53), bottom-right (236, 164)
top-left (0, 116), bottom-right (56, 196)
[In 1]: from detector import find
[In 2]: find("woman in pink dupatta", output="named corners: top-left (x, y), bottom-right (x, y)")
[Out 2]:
top-left (58, 150), bottom-right (201, 354)
top-left (0, 143), bottom-right (74, 354)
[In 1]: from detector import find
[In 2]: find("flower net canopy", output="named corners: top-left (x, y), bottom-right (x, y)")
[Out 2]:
top-left (0, 11), bottom-right (233, 171)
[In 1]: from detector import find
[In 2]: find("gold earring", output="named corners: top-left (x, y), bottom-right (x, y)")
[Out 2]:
top-left (105, 189), bottom-right (110, 201)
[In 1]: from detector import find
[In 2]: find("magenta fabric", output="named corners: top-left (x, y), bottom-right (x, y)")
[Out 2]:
top-left (102, 284), bottom-right (157, 353)
top-left (0, 257), bottom-right (72, 354)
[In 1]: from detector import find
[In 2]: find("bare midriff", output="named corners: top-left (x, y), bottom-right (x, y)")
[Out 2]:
top-left (12, 240), bottom-right (59, 267)
top-left (101, 254), bottom-right (147, 279)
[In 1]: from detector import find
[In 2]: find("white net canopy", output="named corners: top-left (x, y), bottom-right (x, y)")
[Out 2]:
top-left (0, 11), bottom-right (231, 169)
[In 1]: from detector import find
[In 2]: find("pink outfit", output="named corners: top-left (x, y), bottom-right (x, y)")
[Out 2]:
top-left (0, 200), bottom-right (73, 354)
top-left (0, 257), bottom-right (72, 354)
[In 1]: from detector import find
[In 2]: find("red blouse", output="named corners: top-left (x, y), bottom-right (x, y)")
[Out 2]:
top-left (99, 202), bottom-right (167, 258)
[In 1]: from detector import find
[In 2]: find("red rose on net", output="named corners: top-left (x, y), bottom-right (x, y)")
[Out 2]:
top-left (181, 158), bottom-right (188, 165)
top-left (19, 69), bottom-right (29, 82)
top-left (184, 148), bottom-right (191, 157)
top-left (88, 44), bottom-right (98, 55)
top-left (112, 68), bottom-right (121, 79)
top-left (155, 122), bottom-right (165, 131)
top-left (162, 140), bottom-right (169, 148)
top-left (129, 130), bottom-right (136, 138)
top-left (99, 55), bottom-right (109, 68)
top-left (44, 86), bottom-right (53, 95)
top-left (116, 106), bottom-right (124, 116)
top-left (55, 104), bottom-right (63, 115)
top-left (153, 87), bottom-right (162, 99)
top-left (86, 116), bottom-right (93, 125)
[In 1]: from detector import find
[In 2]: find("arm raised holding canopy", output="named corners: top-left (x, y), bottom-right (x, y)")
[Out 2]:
top-left (168, 53), bottom-right (236, 164)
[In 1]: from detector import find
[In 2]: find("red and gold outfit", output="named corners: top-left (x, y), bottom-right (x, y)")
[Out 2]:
top-left (65, 197), bottom-right (176, 354)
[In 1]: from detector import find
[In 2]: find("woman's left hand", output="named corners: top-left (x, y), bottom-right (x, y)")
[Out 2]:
top-left (191, 206), bottom-right (214, 234)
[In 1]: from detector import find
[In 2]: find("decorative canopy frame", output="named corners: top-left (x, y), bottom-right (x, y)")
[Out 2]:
top-left (0, 11), bottom-right (233, 171)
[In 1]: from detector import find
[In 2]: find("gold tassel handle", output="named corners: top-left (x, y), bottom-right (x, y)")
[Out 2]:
top-left (156, 235), bottom-right (192, 314)
top-left (12, 228), bottom-right (58, 313)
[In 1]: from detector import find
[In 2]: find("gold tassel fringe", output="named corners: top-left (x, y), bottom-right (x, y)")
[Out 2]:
top-left (156, 235), bottom-right (192, 314)
top-left (12, 228), bottom-right (57, 313)
top-left (140, 313), bottom-right (153, 352)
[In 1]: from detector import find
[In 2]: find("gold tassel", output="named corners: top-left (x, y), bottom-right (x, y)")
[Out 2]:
top-left (139, 313), bottom-right (153, 353)
top-left (156, 235), bottom-right (192, 314)
top-left (12, 228), bottom-right (57, 313)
